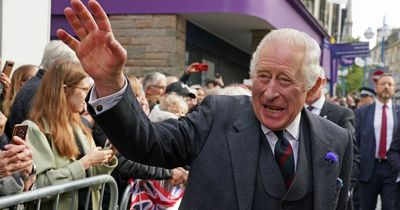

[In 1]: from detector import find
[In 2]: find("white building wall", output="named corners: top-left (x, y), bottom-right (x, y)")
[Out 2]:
top-left (0, 0), bottom-right (51, 72)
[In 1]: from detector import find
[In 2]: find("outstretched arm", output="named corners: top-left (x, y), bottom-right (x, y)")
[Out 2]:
top-left (56, 0), bottom-right (127, 97)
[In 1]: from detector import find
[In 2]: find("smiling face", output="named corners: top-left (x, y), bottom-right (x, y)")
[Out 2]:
top-left (251, 42), bottom-right (313, 131)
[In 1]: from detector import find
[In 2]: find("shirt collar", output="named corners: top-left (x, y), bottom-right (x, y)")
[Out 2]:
top-left (376, 99), bottom-right (392, 110)
top-left (261, 111), bottom-right (301, 141)
top-left (306, 94), bottom-right (325, 110)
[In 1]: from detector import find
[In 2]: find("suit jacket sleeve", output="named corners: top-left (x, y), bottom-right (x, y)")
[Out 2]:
top-left (388, 128), bottom-right (400, 178)
top-left (89, 85), bottom-right (216, 169)
top-left (337, 129), bottom-right (353, 210)
top-left (115, 154), bottom-right (173, 180)
top-left (337, 107), bottom-right (359, 189)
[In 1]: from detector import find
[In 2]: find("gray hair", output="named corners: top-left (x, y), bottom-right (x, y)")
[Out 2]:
top-left (249, 28), bottom-right (321, 91)
top-left (39, 40), bottom-right (78, 70)
top-left (142, 72), bottom-right (167, 90)
top-left (219, 85), bottom-right (251, 96)
top-left (317, 65), bottom-right (325, 78)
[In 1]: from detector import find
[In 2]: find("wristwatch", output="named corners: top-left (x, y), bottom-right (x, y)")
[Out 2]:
top-left (22, 163), bottom-right (37, 181)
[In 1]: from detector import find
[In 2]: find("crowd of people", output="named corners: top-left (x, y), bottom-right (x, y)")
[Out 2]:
top-left (0, 0), bottom-right (399, 210)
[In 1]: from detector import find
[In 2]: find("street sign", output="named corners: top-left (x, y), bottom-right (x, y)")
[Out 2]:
top-left (331, 42), bottom-right (370, 59)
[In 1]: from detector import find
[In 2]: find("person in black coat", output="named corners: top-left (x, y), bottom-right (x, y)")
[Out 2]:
top-left (388, 129), bottom-right (400, 210)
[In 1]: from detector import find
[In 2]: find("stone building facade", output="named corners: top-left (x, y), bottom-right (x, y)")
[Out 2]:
top-left (111, 15), bottom-right (186, 77)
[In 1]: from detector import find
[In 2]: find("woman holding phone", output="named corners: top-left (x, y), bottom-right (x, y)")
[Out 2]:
top-left (23, 61), bottom-right (117, 210)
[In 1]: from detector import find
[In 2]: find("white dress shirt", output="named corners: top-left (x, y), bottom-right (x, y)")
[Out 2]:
top-left (305, 95), bottom-right (325, 116)
top-left (88, 78), bottom-right (128, 114)
top-left (373, 99), bottom-right (394, 159)
top-left (261, 113), bottom-right (301, 171)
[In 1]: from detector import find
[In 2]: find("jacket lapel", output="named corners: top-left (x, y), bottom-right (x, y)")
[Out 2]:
top-left (368, 104), bottom-right (376, 149)
top-left (227, 110), bottom-right (260, 210)
top-left (393, 105), bottom-right (399, 136)
top-left (303, 110), bottom-right (341, 210)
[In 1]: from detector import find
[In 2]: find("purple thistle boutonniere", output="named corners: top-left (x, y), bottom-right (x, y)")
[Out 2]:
top-left (325, 152), bottom-right (338, 163)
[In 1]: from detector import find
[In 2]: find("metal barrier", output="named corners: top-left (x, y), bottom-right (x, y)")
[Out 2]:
top-left (0, 174), bottom-right (118, 210)
top-left (119, 184), bottom-right (132, 210)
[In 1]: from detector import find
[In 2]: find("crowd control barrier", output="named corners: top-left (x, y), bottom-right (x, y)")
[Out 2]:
top-left (0, 174), bottom-right (118, 210)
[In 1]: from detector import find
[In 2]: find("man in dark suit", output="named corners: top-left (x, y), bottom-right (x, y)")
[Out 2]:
top-left (305, 66), bottom-right (359, 209)
top-left (305, 66), bottom-right (355, 133)
top-left (355, 73), bottom-right (398, 210)
top-left (57, 1), bottom-right (353, 209)
top-left (388, 130), bottom-right (400, 210)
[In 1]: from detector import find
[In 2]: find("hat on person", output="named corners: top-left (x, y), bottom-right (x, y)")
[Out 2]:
top-left (166, 81), bottom-right (196, 99)
top-left (359, 87), bottom-right (376, 97)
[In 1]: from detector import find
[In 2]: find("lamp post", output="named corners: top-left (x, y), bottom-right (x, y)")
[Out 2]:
top-left (363, 27), bottom-right (374, 86)
top-left (377, 19), bottom-right (391, 65)
top-left (338, 67), bottom-right (348, 96)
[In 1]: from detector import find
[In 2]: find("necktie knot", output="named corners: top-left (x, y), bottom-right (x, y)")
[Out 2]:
top-left (307, 106), bottom-right (314, 112)
top-left (273, 130), bottom-right (284, 139)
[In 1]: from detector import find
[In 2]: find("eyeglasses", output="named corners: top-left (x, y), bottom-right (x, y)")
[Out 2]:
top-left (64, 85), bottom-right (90, 93)
top-left (73, 86), bottom-right (90, 93)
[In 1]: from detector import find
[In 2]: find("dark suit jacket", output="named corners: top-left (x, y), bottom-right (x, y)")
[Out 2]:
top-left (388, 128), bottom-right (400, 179)
top-left (320, 101), bottom-right (360, 187)
top-left (320, 101), bottom-right (355, 134)
top-left (89, 86), bottom-right (353, 210)
top-left (388, 128), bottom-right (400, 210)
top-left (355, 102), bottom-right (400, 182)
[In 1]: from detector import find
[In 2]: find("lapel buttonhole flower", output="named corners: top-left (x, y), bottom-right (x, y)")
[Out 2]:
top-left (325, 152), bottom-right (338, 163)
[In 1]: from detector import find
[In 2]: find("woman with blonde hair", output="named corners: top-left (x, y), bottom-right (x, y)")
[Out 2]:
top-left (23, 61), bottom-right (117, 210)
top-left (2, 64), bottom-right (38, 116)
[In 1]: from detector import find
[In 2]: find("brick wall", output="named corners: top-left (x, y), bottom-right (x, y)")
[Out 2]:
top-left (110, 15), bottom-right (186, 77)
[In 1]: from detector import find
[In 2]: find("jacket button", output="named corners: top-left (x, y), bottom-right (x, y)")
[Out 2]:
top-left (96, 104), bottom-right (103, 112)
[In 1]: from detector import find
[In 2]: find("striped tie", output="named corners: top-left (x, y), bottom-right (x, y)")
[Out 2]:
top-left (273, 130), bottom-right (295, 189)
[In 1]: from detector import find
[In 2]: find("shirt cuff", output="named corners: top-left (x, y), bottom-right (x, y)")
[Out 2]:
top-left (88, 78), bottom-right (128, 115)
top-left (397, 172), bottom-right (400, 182)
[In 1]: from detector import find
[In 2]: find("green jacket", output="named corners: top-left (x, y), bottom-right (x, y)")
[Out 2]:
top-left (23, 119), bottom-right (117, 210)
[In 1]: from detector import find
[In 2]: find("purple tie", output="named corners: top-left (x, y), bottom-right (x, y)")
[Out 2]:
top-left (307, 106), bottom-right (314, 112)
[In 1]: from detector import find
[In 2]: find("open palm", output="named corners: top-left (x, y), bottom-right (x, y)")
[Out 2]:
top-left (57, 0), bottom-right (127, 96)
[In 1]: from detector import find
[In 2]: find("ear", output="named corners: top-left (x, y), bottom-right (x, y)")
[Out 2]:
top-left (306, 77), bottom-right (324, 103)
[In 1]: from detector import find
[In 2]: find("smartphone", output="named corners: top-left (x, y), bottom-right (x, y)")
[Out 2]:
top-left (12, 124), bottom-right (29, 141)
top-left (2, 61), bottom-right (15, 77)
top-left (103, 139), bottom-right (113, 150)
top-left (193, 64), bottom-right (208, 72)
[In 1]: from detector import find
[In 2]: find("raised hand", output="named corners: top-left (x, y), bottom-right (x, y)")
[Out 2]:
top-left (0, 73), bottom-right (11, 96)
top-left (56, 0), bottom-right (127, 97)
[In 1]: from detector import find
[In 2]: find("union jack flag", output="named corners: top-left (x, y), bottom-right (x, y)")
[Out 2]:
top-left (129, 179), bottom-right (184, 210)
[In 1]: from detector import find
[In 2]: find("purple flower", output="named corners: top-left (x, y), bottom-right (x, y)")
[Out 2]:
top-left (325, 152), bottom-right (338, 163)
